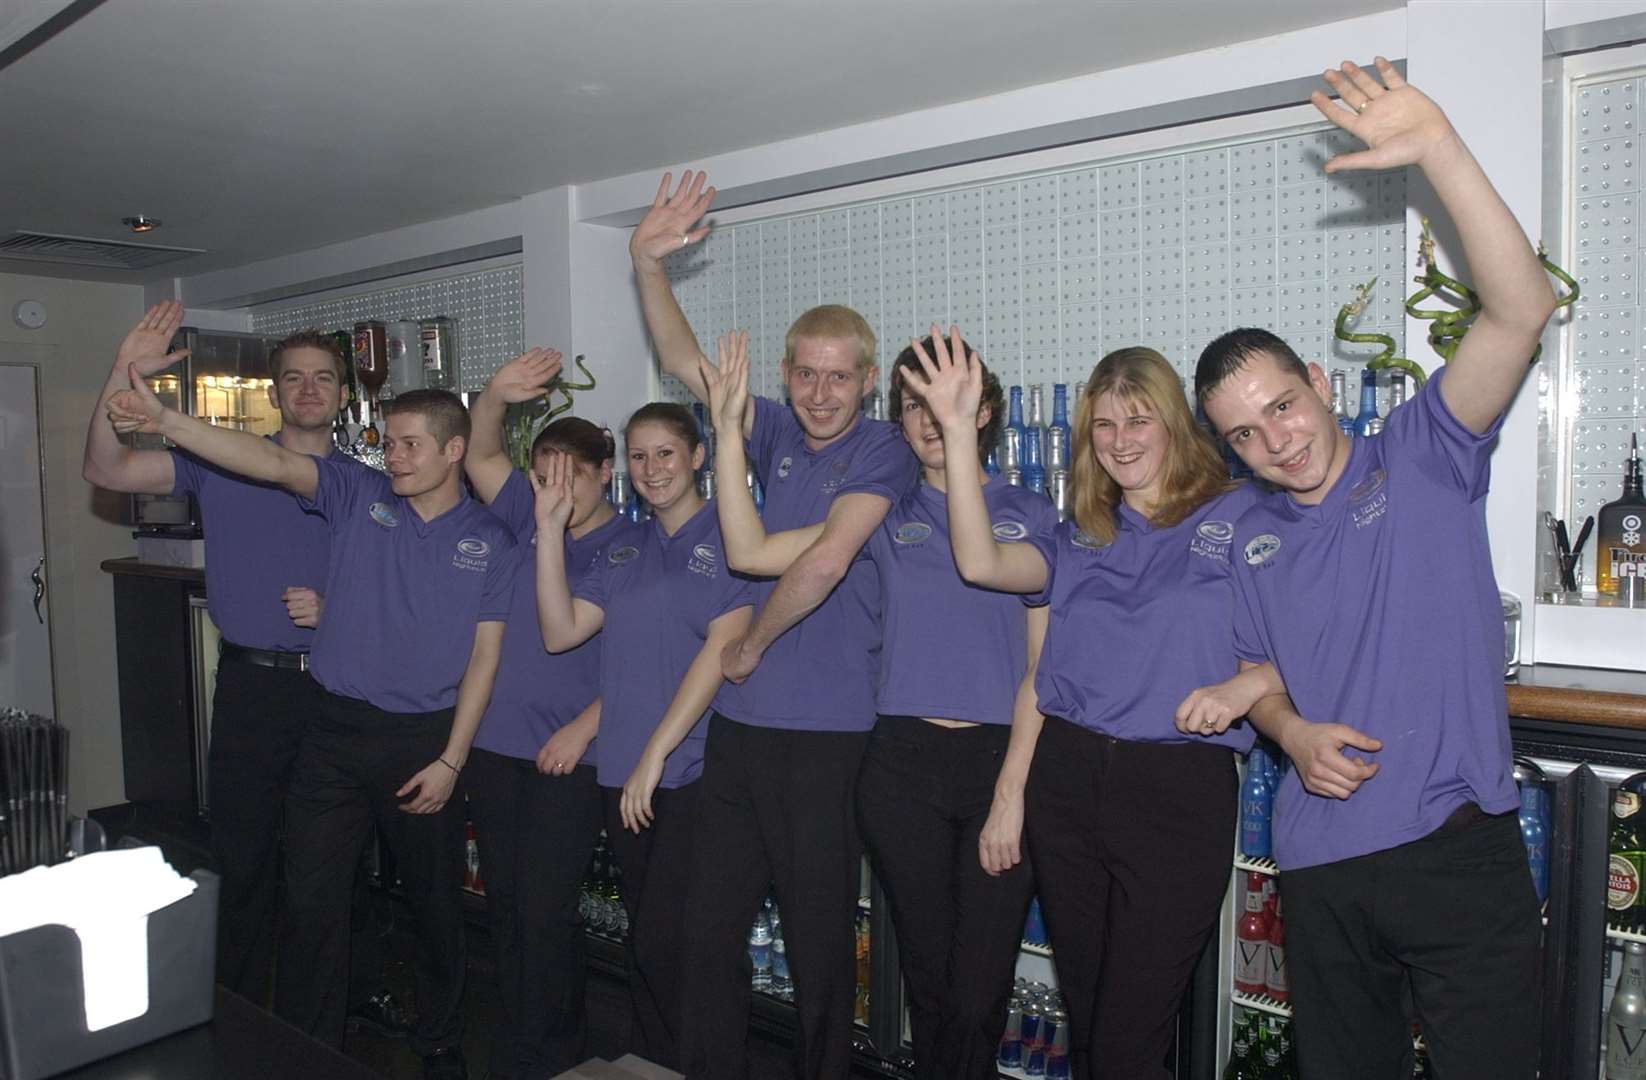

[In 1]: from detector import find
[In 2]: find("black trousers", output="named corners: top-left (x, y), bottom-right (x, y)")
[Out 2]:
top-left (1282, 806), bottom-right (1541, 1080)
top-left (603, 781), bottom-right (700, 1070)
top-left (856, 716), bottom-right (1035, 1080)
top-left (680, 714), bottom-right (871, 1080)
top-left (1024, 717), bottom-right (1236, 1080)
top-left (275, 690), bottom-right (467, 1057)
top-left (206, 652), bottom-right (316, 1001)
top-left (467, 749), bottom-right (603, 1080)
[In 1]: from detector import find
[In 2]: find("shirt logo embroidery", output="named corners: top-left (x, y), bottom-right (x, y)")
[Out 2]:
top-left (777, 456), bottom-right (793, 480)
top-left (894, 522), bottom-right (932, 545)
top-left (992, 520), bottom-right (1029, 542)
top-left (1350, 468), bottom-right (1388, 530)
top-left (1244, 533), bottom-right (1282, 566)
top-left (1190, 520), bottom-right (1234, 561)
top-left (609, 545), bottom-right (640, 565)
top-left (688, 543), bottom-right (719, 577)
top-left (453, 537), bottom-right (491, 573)
top-left (1071, 529), bottom-right (1101, 550)
top-left (368, 501), bottom-right (399, 528)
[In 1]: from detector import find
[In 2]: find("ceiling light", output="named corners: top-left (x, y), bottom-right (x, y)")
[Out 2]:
top-left (122, 216), bottom-right (162, 233)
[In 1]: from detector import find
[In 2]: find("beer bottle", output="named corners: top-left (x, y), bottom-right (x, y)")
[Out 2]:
top-left (1612, 774), bottom-right (1646, 930)
top-left (1222, 1010), bottom-right (1256, 1080)
top-left (1608, 941), bottom-right (1646, 1080)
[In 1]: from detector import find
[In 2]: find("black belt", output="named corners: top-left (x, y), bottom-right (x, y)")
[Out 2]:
top-left (220, 641), bottom-right (310, 671)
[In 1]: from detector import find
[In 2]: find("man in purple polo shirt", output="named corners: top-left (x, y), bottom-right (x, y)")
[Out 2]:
top-left (632, 171), bottom-right (918, 1079)
top-left (81, 304), bottom-right (406, 1036)
top-left (1190, 60), bottom-right (1559, 1079)
top-left (106, 377), bottom-right (516, 1080)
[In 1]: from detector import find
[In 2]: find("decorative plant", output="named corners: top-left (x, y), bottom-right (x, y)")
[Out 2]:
top-left (504, 354), bottom-right (597, 469)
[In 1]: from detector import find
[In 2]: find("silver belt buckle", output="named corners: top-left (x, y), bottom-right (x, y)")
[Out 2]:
top-left (297, 652), bottom-right (310, 672)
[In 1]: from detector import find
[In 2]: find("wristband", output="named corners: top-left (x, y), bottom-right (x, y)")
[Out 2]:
top-left (437, 757), bottom-right (461, 776)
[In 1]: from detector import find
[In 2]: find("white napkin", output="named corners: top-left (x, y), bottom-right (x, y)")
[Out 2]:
top-left (0, 847), bottom-right (197, 1031)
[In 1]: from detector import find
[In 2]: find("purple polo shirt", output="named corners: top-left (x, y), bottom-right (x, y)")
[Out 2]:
top-left (574, 500), bottom-right (753, 789)
top-left (1228, 366), bottom-right (1519, 871)
top-left (301, 455), bottom-right (518, 714)
top-left (473, 469), bottom-right (635, 763)
top-left (170, 438), bottom-right (368, 653)
top-left (1027, 483), bottom-right (1264, 752)
top-left (711, 396), bottom-right (918, 731)
top-left (867, 478), bottom-right (1059, 723)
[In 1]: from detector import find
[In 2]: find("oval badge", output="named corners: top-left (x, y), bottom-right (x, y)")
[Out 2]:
top-left (457, 538), bottom-right (491, 559)
top-left (777, 456), bottom-right (793, 480)
top-left (1244, 533), bottom-right (1283, 566)
top-left (368, 501), bottom-right (399, 528)
top-left (894, 522), bottom-right (932, 545)
top-left (1197, 521), bottom-right (1234, 544)
top-left (992, 520), bottom-right (1029, 542)
top-left (609, 545), bottom-right (640, 565)
top-left (692, 544), bottom-right (718, 563)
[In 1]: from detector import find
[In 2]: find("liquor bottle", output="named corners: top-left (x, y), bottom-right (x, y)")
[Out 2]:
top-left (1330, 370), bottom-right (1355, 438)
top-left (1050, 470), bottom-right (1070, 522)
top-left (1597, 434), bottom-right (1646, 600)
top-left (1613, 774), bottom-right (1646, 930)
top-left (1234, 872), bottom-right (1271, 994)
top-left (1240, 746), bottom-right (1273, 860)
top-left (1265, 895), bottom-right (1288, 1003)
top-left (984, 445), bottom-right (1002, 478)
top-left (1609, 941), bottom-right (1646, 1079)
top-left (1513, 759), bottom-right (1550, 905)
top-left (1353, 367), bottom-right (1381, 438)
top-left (1003, 386), bottom-right (1027, 476)
top-left (1223, 1011), bottom-right (1256, 1080)
top-left (1025, 385), bottom-right (1048, 471)
top-left (1048, 383), bottom-right (1072, 471)
top-left (1388, 373), bottom-right (1408, 413)
top-left (748, 911), bottom-right (772, 993)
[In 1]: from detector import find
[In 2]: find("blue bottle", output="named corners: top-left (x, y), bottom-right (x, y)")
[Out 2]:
top-left (1514, 760), bottom-right (1550, 905)
top-left (1353, 367), bottom-right (1381, 438)
top-left (1047, 384), bottom-right (1072, 472)
top-left (984, 445), bottom-right (1001, 478)
top-left (1240, 746), bottom-right (1273, 860)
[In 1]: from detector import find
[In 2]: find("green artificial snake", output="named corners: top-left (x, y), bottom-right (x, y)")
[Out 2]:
top-left (505, 353), bottom-right (598, 469)
top-left (1332, 218), bottom-right (1579, 386)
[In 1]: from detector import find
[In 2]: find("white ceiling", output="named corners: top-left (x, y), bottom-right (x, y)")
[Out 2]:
top-left (0, 0), bottom-right (1398, 286)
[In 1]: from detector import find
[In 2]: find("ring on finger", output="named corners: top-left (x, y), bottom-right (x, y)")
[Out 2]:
top-left (1352, 99), bottom-right (1367, 114)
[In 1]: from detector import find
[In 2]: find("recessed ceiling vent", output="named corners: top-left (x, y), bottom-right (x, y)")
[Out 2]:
top-left (0, 231), bottom-right (205, 270)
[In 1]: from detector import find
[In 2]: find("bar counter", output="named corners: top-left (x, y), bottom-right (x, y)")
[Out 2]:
top-left (1508, 664), bottom-right (1646, 731)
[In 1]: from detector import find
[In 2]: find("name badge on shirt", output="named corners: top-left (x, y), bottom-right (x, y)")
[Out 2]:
top-left (453, 538), bottom-right (491, 573)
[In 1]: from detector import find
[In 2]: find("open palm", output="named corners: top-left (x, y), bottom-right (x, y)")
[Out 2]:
top-left (117, 301), bottom-right (191, 380)
top-left (1312, 58), bottom-right (1456, 174)
top-left (631, 170), bottom-right (716, 266)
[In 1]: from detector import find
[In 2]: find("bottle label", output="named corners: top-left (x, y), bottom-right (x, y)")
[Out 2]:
top-left (1611, 853), bottom-right (1643, 912)
top-left (1234, 939), bottom-right (1268, 989)
top-left (1618, 791), bottom-right (1642, 820)
top-left (1266, 943), bottom-right (1288, 994)
top-left (1606, 1021), bottom-right (1646, 1078)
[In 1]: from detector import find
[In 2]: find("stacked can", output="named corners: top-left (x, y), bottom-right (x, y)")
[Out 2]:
top-left (1000, 981), bottom-right (1068, 1077)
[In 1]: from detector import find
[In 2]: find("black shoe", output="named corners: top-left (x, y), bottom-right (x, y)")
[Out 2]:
top-left (423, 1045), bottom-right (467, 1080)
top-left (345, 990), bottom-right (412, 1039)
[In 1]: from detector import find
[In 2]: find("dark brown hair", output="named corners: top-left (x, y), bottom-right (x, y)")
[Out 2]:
top-left (269, 329), bottom-right (347, 382)
top-left (624, 402), bottom-right (701, 452)
top-left (887, 335), bottom-right (1003, 465)
top-left (532, 416), bottom-right (615, 467)
top-left (386, 389), bottom-right (470, 448)
top-left (1193, 327), bottom-right (1309, 406)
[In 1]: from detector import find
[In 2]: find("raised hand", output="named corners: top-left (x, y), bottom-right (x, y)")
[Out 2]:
top-left (630, 171), bottom-right (715, 268)
top-left (115, 301), bottom-right (191, 381)
top-left (1312, 57), bottom-right (1457, 174)
top-left (488, 347), bottom-right (564, 403)
top-left (700, 330), bottom-right (751, 435)
top-left (900, 324), bottom-right (984, 432)
top-left (528, 449), bottom-right (577, 533)
top-left (107, 362), bottom-right (168, 434)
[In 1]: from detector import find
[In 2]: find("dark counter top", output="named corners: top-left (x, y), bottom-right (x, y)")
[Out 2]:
top-left (1508, 664), bottom-right (1646, 730)
top-left (100, 557), bottom-right (204, 584)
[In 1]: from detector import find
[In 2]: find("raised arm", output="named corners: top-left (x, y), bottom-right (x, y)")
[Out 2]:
top-left (1314, 58), bottom-right (1558, 433)
top-left (530, 452), bottom-right (606, 651)
top-left (620, 605), bottom-right (753, 832)
top-left (905, 326), bottom-right (1048, 592)
top-left (721, 489), bottom-right (890, 683)
top-left (107, 363), bottom-right (317, 498)
top-left (396, 620), bottom-right (505, 814)
top-left (630, 172), bottom-right (756, 440)
top-left (82, 302), bottom-right (188, 494)
top-left (979, 603), bottom-right (1049, 876)
top-left (704, 331), bottom-right (822, 574)
top-left (467, 347), bottom-right (564, 503)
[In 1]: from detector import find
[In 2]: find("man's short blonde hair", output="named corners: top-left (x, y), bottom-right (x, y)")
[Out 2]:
top-left (784, 305), bottom-right (876, 370)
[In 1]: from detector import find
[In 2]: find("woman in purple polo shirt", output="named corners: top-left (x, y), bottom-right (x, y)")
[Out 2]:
top-left (904, 329), bottom-right (1283, 1080)
top-left (465, 348), bottom-right (634, 1080)
top-left (702, 331), bottom-right (1053, 1080)
top-left (531, 402), bottom-right (753, 1069)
